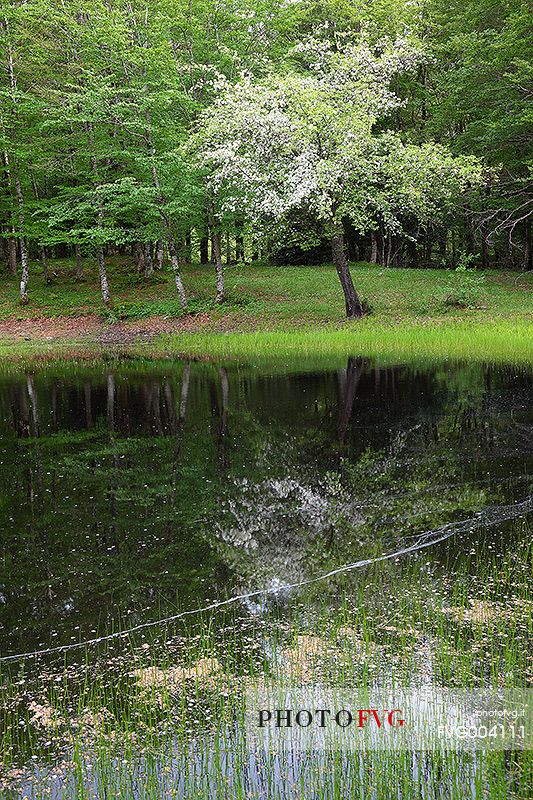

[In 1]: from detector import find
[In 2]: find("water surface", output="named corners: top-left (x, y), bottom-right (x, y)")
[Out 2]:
top-left (0, 357), bottom-right (531, 658)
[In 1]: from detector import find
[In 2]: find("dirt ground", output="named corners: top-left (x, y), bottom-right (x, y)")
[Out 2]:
top-left (0, 313), bottom-right (215, 345)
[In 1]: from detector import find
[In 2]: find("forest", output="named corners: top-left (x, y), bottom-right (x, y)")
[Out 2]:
top-left (0, 0), bottom-right (531, 318)
top-left (0, 4), bottom-right (532, 797)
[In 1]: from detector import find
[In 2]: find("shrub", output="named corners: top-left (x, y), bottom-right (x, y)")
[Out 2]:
top-left (441, 254), bottom-right (485, 309)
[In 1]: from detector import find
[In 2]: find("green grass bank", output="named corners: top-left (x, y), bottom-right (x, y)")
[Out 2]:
top-left (0, 259), bottom-right (531, 364)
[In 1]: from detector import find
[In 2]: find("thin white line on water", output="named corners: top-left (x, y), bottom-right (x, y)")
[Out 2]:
top-left (1, 495), bottom-right (531, 664)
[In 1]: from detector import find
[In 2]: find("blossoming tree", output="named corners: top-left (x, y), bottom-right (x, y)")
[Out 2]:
top-left (195, 38), bottom-right (481, 317)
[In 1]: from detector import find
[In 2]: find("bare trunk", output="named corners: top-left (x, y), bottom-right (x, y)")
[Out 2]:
top-left (168, 239), bottom-right (188, 309)
top-left (407, 237), bottom-right (418, 267)
top-left (4, 26), bottom-right (28, 302)
top-left (211, 229), bottom-right (225, 303)
top-left (40, 246), bottom-right (51, 284)
top-left (370, 231), bottom-right (378, 264)
top-left (155, 240), bottom-right (164, 270)
top-left (200, 235), bottom-right (209, 264)
top-left (451, 230), bottom-right (457, 266)
top-left (225, 231), bottom-right (231, 265)
top-left (86, 121), bottom-right (111, 305)
top-left (135, 242), bottom-right (145, 274)
top-left (384, 230), bottom-right (392, 268)
top-left (97, 246), bottom-right (110, 305)
top-left (14, 175), bottom-right (29, 304)
top-left (144, 110), bottom-right (187, 308)
top-left (236, 222), bottom-right (244, 262)
top-left (331, 227), bottom-right (363, 319)
top-left (5, 231), bottom-right (17, 274)
top-left (75, 243), bottom-right (84, 280)
top-left (481, 181), bottom-right (491, 270)
top-left (1, 154), bottom-right (17, 274)
top-left (144, 243), bottom-right (154, 278)
top-left (31, 177), bottom-right (51, 284)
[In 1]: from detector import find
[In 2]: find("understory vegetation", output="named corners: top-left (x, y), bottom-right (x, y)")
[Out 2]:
top-left (0, 260), bottom-right (531, 323)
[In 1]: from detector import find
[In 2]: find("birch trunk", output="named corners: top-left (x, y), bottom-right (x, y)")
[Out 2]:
top-left (14, 174), bottom-right (29, 303)
top-left (85, 121), bottom-right (110, 305)
top-left (144, 110), bottom-right (187, 308)
top-left (155, 240), bottom-right (164, 271)
top-left (3, 27), bottom-right (29, 303)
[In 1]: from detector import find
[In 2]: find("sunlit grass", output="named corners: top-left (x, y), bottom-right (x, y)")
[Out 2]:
top-left (0, 319), bottom-right (531, 368)
top-left (156, 320), bottom-right (533, 366)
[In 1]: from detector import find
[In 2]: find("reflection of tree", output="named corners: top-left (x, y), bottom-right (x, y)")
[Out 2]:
top-left (336, 357), bottom-right (365, 451)
top-left (0, 361), bottom-right (530, 654)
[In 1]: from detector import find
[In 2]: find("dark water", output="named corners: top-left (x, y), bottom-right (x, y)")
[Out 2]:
top-left (0, 358), bottom-right (532, 658)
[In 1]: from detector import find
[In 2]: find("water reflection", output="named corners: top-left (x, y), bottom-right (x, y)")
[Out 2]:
top-left (0, 359), bottom-right (531, 656)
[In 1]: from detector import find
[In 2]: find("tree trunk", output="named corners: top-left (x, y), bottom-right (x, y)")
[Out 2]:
top-left (481, 180), bottom-right (491, 270)
top-left (2, 229), bottom-right (17, 274)
top-left (14, 175), bottom-right (29, 304)
top-left (144, 110), bottom-right (187, 309)
top-left (97, 246), bottom-right (110, 305)
top-left (40, 246), bottom-right (51, 284)
top-left (135, 242), bottom-right (145, 274)
top-left (236, 224), bottom-right (245, 262)
top-left (370, 231), bottom-right (378, 264)
top-left (85, 121), bottom-right (111, 305)
top-left (225, 231), bottom-right (231, 265)
top-left (200, 235), bottom-right (209, 264)
top-left (464, 202), bottom-right (474, 255)
top-left (144, 243), bottom-right (154, 278)
top-left (75, 243), bottom-right (84, 280)
top-left (438, 232), bottom-right (447, 264)
top-left (3, 26), bottom-right (29, 303)
top-left (211, 229), bottom-right (225, 303)
top-left (1, 152), bottom-right (17, 275)
top-left (30, 177), bottom-right (51, 284)
top-left (331, 227), bottom-right (363, 318)
top-left (524, 218), bottom-right (532, 271)
top-left (155, 239), bottom-right (164, 270)
top-left (168, 238), bottom-right (188, 308)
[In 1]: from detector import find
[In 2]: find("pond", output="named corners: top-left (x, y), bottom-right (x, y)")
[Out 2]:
top-left (0, 356), bottom-right (531, 798)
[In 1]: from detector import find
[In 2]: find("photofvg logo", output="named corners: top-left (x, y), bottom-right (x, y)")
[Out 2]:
top-left (258, 707), bottom-right (405, 730)
top-left (245, 687), bottom-right (533, 752)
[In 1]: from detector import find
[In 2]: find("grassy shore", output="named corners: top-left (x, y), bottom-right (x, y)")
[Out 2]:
top-left (1, 520), bottom-right (531, 798)
top-left (0, 259), bottom-right (531, 364)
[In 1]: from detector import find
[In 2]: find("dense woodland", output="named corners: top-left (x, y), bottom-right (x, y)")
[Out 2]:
top-left (0, 0), bottom-right (531, 315)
